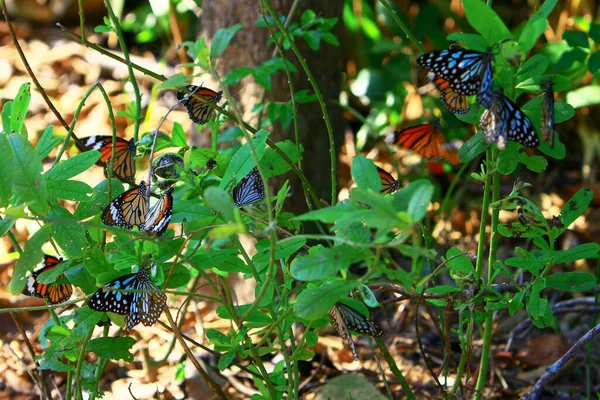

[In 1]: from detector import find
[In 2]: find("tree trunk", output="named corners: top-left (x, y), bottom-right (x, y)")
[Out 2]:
top-left (199, 0), bottom-right (344, 214)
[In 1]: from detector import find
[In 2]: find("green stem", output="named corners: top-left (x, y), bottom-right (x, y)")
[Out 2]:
top-left (474, 148), bottom-right (500, 400)
top-left (103, 0), bottom-right (142, 142)
top-left (65, 370), bottom-right (73, 400)
top-left (74, 327), bottom-right (94, 399)
top-left (375, 337), bottom-right (415, 399)
top-left (91, 324), bottom-right (110, 399)
top-left (377, 0), bottom-right (425, 52)
top-left (247, 340), bottom-right (278, 399)
top-left (261, 0), bottom-right (338, 205)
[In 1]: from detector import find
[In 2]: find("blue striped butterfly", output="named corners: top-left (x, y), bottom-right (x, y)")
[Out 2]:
top-left (22, 255), bottom-right (72, 304)
top-left (84, 136), bottom-right (136, 183)
top-left (417, 47), bottom-right (493, 95)
top-left (479, 89), bottom-right (539, 150)
top-left (541, 81), bottom-right (555, 148)
top-left (102, 182), bottom-right (173, 236)
top-left (233, 167), bottom-right (265, 207)
top-left (89, 266), bottom-right (166, 333)
top-left (177, 86), bottom-right (223, 125)
top-left (328, 302), bottom-right (384, 360)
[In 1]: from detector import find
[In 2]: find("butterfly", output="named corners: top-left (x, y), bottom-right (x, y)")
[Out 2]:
top-left (376, 166), bottom-right (401, 195)
top-left (233, 167), bottom-right (265, 207)
top-left (479, 89), bottom-right (539, 150)
top-left (541, 81), bottom-right (555, 148)
top-left (385, 121), bottom-right (460, 165)
top-left (328, 302), bottom-right (384, 361)
top-left (140, 187), bottom-right (173, 236)
top-left (22, 255), bottom-right (73, 305)
top-left (429, 74), bottom-right (470, 114)
top-left (417, 46), bottom-right (494, 97)
top-left (84, 136), bottom-right (136, 183)
top-left (176, 85), bottom-right (223, 125)
top-left (88, 266), bottom-right (167, 333)
top-left (102, 182), bottom-right (173, 236)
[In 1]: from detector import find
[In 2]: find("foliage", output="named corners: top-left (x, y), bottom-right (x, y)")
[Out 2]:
top-left (0, 0), bottom-right (598, 399)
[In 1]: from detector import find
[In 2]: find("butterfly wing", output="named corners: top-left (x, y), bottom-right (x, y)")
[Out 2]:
top-left (418, 47), bottom-right (491, 95)
top-left (140, 188), bottom-right (173, 237)
top-left (387, 122), bottom-right (460, 165)
top-left (233, 167), bottom-right (265, 207)
top-left (328, 303), bottom-right (359, 360)
top-left (126, 268), bottom-right (166, 332)
top-left (102, 182), bottom-right (149, 229)
top-left (89, 273), bottom-right (138, 315)
top-left (84, 136), bottom-right (136, 181)
top-left (433, 76), bottom-right (470, 115)
top-left (177, 85), bottom-right (223, 125)
top-left (336, 302), bottom-right (384, 338)
top-left (376, 166), bottom-right (400, 195)
top-left (22, 255), bottom-right (72, 304)
top-left (541, 82), bottom-right (555, 148)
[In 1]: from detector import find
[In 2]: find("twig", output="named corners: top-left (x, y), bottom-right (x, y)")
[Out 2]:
top-left (163, 308), bottom-right (229, 399)
top-left (523, 323), bottom-right (600, 400)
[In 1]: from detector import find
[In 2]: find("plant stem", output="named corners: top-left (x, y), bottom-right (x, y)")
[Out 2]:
top-left (377, 0), bottom-right (425, 52)
top-left (103, 0), bottom-right (142, 142)
top-left (474, 148), bottom-right (500, 400)
top-left (261, 0), bottom-right (338, 205)
top-left (375, 337), bottom-right (415, 399)
top-left (74, 327), bottom-right (94, 399)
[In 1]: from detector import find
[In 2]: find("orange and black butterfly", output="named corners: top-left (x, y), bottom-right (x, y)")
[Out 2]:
top-left (376, 166), bottom-right (400, 195)
top-left (22, 255), bottom-right (72, 305)
top-left (430, 74), bottom-right (470, 115)
top-left (102, 181), bottom-right (173, 236)
top-left (385, 120), bottom-right (460, 165)
top-left (541, 81), bottom-right (555, 148)
top-left (140, 187), bottom-right (173, 236)
top-left (84, 136), bottom-right (136, 182)
top-left (177, 85), bottom-right (223, 125)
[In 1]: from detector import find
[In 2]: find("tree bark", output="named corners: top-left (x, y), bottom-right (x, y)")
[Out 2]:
top-left (199, 0), bottom-right (344, 214)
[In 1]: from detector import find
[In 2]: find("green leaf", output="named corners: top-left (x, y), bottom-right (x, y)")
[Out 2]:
top-left (291, 245), bottom-right (367, 281)
top-left (266, 102), bottom-right (294, 128)
top-left (48, 180), bottom-right (94, 202)
top-left (45, 151), bottom-right (101, 181)
top-left (295, 279), bottom-right (357, 320)
top-left (186, 147), bottom-right (218, 169)
top-left (220, 129), bottom-right (269, 190)
top-left (260, 140), bottom-right (300, 178)
top-left (73, 179), bottom-right (124, 220)
top-left (407, 183), bottom-right (433, 222)
top-left (546, 272), bottom-right (596, 292)
top-left (9, 226), bottom-right (51, 294)
top-left (505, 252), bottom-right (548, 274)
top-left (0, 134), bottom-right (14, 207)
top-left (204, 186), bottom-right (236, 221)
top-left (211, 24), bottom-right (243, 58)
top-left (163, 264), bottom-right (191, 288)
top-left (496, 142), bottom-right (519, 174)
top-left (553, 243), bottom-right (599, 264)
top-left (88, 337), bottom-right (136, 362)
top-left (171, 200), bottom-right (213, 223)
top-left (190, 250), bottom-right (242, 271)
top-left (218, 350), bottom-right (237, 371)
top-left (155, 73), bottom-right (189, 90)
top-left (49, 207), bottom-right (87, 258)
top-left (171, 122), bottom-right (188, 147)
top-left (559, 188), bottom-right (593, 230)
top-left (516, 55), bottom-right (549, 83)
top-left (10, 83), bottom-right (31, 135)
top-left (253, 237), bottom-right (306, 264)
top-left (518, 152), bottom-right (547, 172)
top-left (7, 133), bottom-right (47, 216)
top-left (0, 217), bottom-right (15, 237)
top-left (303, 31), bottom-right (322, 51)
top-left (223, 67), bottom-right (254, 85)
top-left (446, 248), bottom-right (474, 275)
top-left (351, 155), bottom-right (381, 192)
top-left (563, 30), bottom-right (589, 48)
top-left (589, 51), bottom-right (600, 74)
top-left (36, 126), bottom-right (60, 159)
top-left (590, 23), bottom-right (600, 43)
top-left (519, 16), bottom-right (548, 53)
top-left (39, 358), bottom-right (74, 372)
top-left (2, 101), bottom-right (12, 134)
top-left (459, 132), bottom-right (488, 163)
top-left (509, 290), bottom-right (526, 315)
top-left (462, 0), bottom-right (511, 45)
